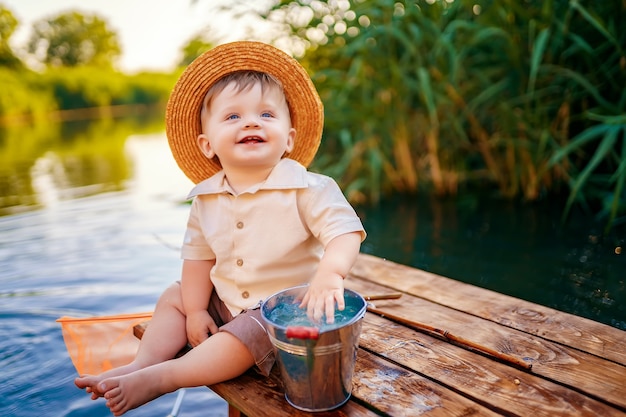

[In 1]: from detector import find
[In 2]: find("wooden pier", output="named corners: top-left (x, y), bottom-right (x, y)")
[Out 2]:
top-left (140, 254), bottom-right (626, 416)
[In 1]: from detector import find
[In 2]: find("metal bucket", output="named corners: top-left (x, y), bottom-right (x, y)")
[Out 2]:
top-left (261, 285), bottom-right (366, 412)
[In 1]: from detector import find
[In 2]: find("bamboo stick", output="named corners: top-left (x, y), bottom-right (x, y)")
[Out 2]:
top-left (366, 304), bottom-right (532, 370)
top-left (363, 293), bottom-right (403, 301)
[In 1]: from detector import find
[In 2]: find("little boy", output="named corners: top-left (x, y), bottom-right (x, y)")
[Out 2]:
top-left (75, 41), bottom-right (365, 416)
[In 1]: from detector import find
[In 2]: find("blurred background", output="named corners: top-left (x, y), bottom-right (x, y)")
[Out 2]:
top-left (1, 1), bottom-right (624, 416)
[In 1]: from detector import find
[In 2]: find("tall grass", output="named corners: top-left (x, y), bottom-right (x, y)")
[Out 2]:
top-left (262, 0), bottom-right (626, 228)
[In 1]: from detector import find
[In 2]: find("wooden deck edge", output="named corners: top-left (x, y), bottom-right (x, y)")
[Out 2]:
top-left (135, 322), bottom-right (383, 416)
top-left (209, 368), bottom-right (383, 417)
top-left (346, 276), bottom-right (626, 410)
top-left (360, 313), bottom-right (626, 416)
top-left (351, 253), bottom-right (626, 365)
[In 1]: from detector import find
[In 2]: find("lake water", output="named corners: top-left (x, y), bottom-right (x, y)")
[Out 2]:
top-left (0, 133), bottom-right (228, 416)
top-left (1, 129), bottom-right (624, 417)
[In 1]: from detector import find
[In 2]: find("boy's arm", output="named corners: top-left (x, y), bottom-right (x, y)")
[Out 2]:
top-left (301, 231), bottom-right (362, 323)
top-left (181, 259), bottom-right (218, 346)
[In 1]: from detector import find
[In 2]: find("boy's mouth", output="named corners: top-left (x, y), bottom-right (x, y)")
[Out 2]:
top-left (238, 136), bottom-right (265, 144)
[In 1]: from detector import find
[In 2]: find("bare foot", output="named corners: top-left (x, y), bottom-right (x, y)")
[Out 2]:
top-left (75, 375), bottom-right (106, 399)
top-left (101, 368), bottom-right (172, 416)
top-left (75, 362), bottom-right (141, 399)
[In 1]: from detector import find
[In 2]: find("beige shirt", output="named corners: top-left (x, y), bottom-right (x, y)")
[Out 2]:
top-left (181, 158), bottom-right (366, 316)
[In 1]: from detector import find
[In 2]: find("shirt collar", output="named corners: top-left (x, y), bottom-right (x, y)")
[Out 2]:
top-left (187, 158), bottom-right (309, 198)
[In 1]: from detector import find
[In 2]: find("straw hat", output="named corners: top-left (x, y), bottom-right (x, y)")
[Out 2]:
top-left (165, 41), bottom-right (324, 183)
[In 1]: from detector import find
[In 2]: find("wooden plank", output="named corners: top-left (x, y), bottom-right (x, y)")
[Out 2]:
top-left (211, 349), bottom-right (502, 417)
top-left (352, 350), bottom-right (501, 416)
top-left (136, 322), bottom-right (381, 416)
top-left (228, 407), bottom-right (245, 417)
top-left (131, 253), bottom-right (626, 416)
top-left (133, 322), bottom-right (146, 339)
top-left (209, 368), bottom-right (383, 417)
top-left (350, 253), bottom-right (626, 366)
top-left (360, 313), bottom-right (626, 417)
top-left (345, 277), bottom-right (626, 410)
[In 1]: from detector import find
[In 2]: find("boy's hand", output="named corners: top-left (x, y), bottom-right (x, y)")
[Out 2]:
top-left (299, 232), bottom-right (362, 324)
top-left (186, 310), bottom-right (219, 347)
top-left (300, 272), bottom-right (345, 324)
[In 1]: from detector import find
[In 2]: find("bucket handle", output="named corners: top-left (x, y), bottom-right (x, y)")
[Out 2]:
top-left (285, 326), bottom-right (319, 340)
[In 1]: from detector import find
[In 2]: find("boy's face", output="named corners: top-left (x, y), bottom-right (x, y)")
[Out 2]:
top-left (197, 81), bottom-right (296, 174)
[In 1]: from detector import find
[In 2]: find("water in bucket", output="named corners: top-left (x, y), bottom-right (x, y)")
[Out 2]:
top-left (261, 285), bottom-right (366, 412)
top-left (266, 297), bottom-right (363, 331)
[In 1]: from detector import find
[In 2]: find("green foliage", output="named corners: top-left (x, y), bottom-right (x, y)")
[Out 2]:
top-left (43, 67), bottom-right (177, 109)
top-left (0, 4), bottom-right (23, 69)
top-left (179, 36), bottom-right (215, 67)
top-left (0, 68), bottom-right (56, 122)
top-left (0, 6), bottom-right (177, 124)
top-left (0, 5), bottom-right (178, 215)
top-left (124, 70), bottom-right (181, 104)
top-left (27, 11), bottom-right (121, 68)
top-left (261, 0), bottom-right (626, 228)
top-left (45, 67), bottom-right (125, 109)
top-left (0, 66), bottom-right (177, 123)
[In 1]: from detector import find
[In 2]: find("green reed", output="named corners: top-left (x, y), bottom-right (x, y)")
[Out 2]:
top-left (264, 0), bottom-right (626, 229)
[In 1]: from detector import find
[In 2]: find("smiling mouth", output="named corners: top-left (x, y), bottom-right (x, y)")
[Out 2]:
top-left (238, 136), bottom-right (265, 144)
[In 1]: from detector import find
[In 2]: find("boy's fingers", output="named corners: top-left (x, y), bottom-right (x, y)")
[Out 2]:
top-left (314, 297), bottom-right (325, 322)
top-left (335, 291), bottom-right (345, 311)
top-left (307, 294), bottom-right (324, 323)
top-left (325, 295), bottom-right (335, 324)
top-left (299, 292), bottom-right (309, 309)
top-left (207, 317), bottom-right (219, 335)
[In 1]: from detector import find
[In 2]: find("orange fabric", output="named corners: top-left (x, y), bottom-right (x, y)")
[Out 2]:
top-left (57, 312), bottom-right (152, 375)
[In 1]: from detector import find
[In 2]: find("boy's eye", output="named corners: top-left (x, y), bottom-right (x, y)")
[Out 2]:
top-left (261, 112), bottom-right (273, 118)
top-left (226, 114), bottom-right (239, 120)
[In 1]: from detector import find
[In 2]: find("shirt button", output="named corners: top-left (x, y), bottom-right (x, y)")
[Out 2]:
top-left (236, 259), bottom-right (243, 266)
top-left (236, 221), bottom-right (244, 229)
top-left (242, 291), bottom-right (249, 299)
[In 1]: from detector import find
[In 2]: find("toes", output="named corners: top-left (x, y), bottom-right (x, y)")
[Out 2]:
top-left (104, 386), bottom-right (121, 401)
top-left (74, 377), bottom-right (89, 389)
top-left (107, 395), bottom-right (127, 416)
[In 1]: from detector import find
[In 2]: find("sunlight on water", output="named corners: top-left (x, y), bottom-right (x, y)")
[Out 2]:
top-left (0, 132), bottom-right (227, 417)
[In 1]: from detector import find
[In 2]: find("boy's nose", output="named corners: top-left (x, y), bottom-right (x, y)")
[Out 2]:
top-left (243, 117), bottom-right (261, 128)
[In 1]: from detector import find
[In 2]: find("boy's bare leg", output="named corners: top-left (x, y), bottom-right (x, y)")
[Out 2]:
top-left (75, 283), bottom-right (188, 399)
top-left (101, 330), bottom-right (255, 416)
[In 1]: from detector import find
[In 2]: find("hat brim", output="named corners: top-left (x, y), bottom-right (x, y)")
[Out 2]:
top-left (165, 41), bottom-right (324, 184)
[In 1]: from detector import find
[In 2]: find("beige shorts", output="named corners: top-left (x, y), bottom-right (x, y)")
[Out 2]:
top-left (206, 289), bottom-right (275, 376)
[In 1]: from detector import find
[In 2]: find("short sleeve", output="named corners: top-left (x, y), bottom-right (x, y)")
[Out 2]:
top-left (180, 197), bottom-right (216, 260)
top-left (298, 175), bottom-right (366, 248)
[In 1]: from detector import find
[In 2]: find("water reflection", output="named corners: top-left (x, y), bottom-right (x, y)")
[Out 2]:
top-left (0, 120), bottom-right (221, 417)
top-left (0, 112), bottom-right (164, 215)
top-left (359, 193), bottom-right (626, 329)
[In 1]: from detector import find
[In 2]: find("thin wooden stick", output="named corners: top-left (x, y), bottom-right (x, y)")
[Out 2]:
top-left (366, 305), bottom-right (532, 370)
top-left (363, 293), bottom-right (403, 301)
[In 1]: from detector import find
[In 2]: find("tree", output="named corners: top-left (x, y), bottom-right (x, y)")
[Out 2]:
top-left (27, 11), bottom-right (121, 68)
top-left (0, 5), bottom-right (24, 68)
top-left (179, 35), bottom-right (215, 67)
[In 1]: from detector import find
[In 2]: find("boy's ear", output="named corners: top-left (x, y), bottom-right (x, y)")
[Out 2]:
top-left (197, 134), bottom-right (215, 159)
top-left (285, 128), bottom-right (296, 153)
